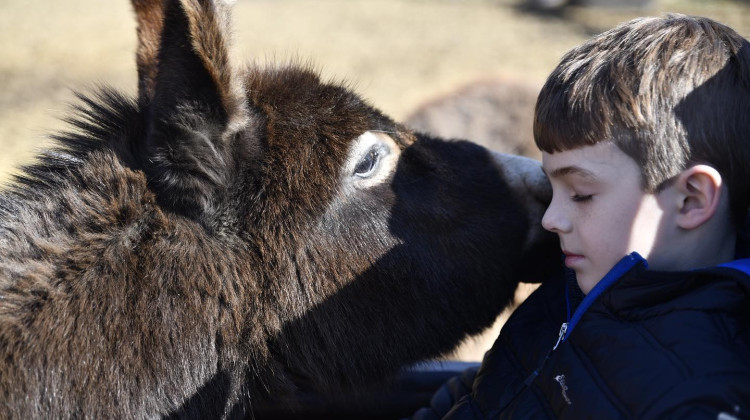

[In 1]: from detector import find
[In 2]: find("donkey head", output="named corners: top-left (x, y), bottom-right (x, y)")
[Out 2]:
top-left (129, 0), bottom-right (555, 401)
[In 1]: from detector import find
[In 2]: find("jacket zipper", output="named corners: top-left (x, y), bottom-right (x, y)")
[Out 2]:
top-left (523, 322), bottom-right (566, 385)
top-left (552, 322), bottom-right (567, 351)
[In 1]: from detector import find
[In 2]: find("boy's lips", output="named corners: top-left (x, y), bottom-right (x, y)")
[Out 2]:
top-left (563, 251), bottom-right (584, 268)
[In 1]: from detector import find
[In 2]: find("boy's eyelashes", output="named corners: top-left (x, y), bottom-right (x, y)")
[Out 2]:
top-left (571, 194), bottom-right (594, 202)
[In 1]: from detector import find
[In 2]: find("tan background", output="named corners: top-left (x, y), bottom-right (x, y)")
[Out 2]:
top-left (2, 0), bottom-right (750, 181)
top-left (1, 0), bottom-right (749, 359)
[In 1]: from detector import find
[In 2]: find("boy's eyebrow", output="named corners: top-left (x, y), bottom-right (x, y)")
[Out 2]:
top-left (543, 165), bottom-right (597, 180)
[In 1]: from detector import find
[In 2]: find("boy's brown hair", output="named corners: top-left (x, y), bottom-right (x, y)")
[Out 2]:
top-left (534, 14), bottom-right (750, 226)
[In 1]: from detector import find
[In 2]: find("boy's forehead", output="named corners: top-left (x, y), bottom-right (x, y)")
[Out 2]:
top-left (542, 142), bottom-right (638, 180)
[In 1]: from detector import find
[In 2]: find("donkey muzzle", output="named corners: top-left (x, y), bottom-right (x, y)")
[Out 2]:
top-left (490, 151), bottom-right (552, 251)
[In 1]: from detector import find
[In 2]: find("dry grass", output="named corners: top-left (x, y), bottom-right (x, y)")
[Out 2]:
top-left (1, 0), bottom-right (749, 360)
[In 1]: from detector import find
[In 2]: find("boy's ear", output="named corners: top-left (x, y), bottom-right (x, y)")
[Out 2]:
top-left (674, 165), bottom-right (724, 230)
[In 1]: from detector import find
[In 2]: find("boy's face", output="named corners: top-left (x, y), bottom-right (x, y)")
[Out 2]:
top-left (542, 142), bottom-right (670, 293)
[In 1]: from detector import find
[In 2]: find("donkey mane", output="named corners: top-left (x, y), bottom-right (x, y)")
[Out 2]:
top-left (10, 91), bottom-right (138, 194)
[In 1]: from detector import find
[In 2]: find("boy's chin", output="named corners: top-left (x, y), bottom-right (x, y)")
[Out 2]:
top-left (575, 272), bottom-right (599, 295)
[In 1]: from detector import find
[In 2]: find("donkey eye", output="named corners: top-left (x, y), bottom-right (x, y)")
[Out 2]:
top-left (354, 148), bottom-right (381, 178)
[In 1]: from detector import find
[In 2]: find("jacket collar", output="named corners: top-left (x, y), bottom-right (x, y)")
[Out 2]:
top-left (563, 253), bottom-right (750, 339)
top-left (562, 253), bottom-right (645, 341)
top-left (718, 258), bottom-right (750, 274)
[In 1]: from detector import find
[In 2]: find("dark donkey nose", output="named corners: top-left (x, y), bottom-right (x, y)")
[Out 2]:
top-left (490, 151), bottom-right (552, 250)
top-left (491, 151), bottom-right (550, 203)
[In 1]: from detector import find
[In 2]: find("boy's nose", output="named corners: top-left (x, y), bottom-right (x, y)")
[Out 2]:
top-left (541, 199), bottom-right (571, 233)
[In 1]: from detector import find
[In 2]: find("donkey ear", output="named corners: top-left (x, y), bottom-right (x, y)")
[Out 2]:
top-left (132, 0), bottom-right (166, 106)
top-left (139, 0), bottom-right (249, 218)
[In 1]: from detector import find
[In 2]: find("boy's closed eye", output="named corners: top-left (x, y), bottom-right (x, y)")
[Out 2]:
top-left (542, 167), bottom-right (599, 204)
top-left (571, 194), bottom-right (594, 202)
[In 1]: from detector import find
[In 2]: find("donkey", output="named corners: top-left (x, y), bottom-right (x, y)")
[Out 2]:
top-left (0, 0), bottom-right (557, 418)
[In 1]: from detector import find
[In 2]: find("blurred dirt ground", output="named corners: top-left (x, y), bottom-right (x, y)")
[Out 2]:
top-left (1, 0), bottom-right (749, 360)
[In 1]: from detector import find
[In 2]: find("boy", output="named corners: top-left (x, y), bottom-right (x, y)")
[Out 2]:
top-left (411, 14), bottom-right (750, 420)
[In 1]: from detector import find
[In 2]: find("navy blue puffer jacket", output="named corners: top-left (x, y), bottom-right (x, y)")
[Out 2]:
top-left (415, 253), bottom-right (750, 420)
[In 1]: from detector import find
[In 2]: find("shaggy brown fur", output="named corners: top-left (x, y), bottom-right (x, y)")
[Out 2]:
top-left (0, 0), bottom-right (557, 418)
